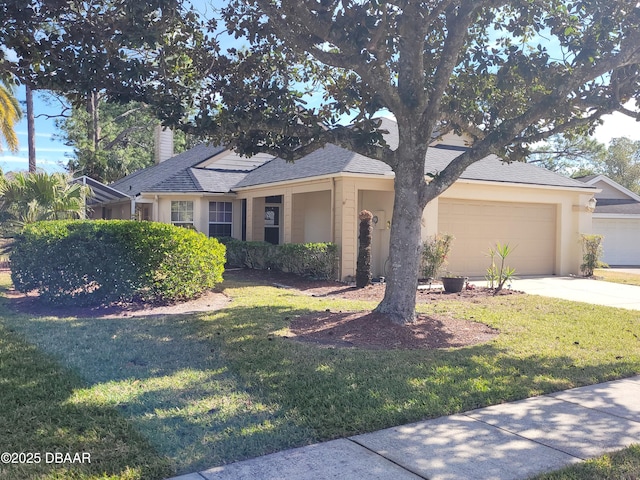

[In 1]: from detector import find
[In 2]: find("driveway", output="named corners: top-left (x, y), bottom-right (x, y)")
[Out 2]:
top-left (509, 276), bottom-right (640, 310)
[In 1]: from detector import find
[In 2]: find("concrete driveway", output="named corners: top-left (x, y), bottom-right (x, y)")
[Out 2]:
top-left (509, 276), bottom-right (640, 310)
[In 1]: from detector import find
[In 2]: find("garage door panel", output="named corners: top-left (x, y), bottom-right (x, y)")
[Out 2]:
top-left (438, 200), bottom-right (556, 276)
top-left (593, 218), bottom-right (640, 265)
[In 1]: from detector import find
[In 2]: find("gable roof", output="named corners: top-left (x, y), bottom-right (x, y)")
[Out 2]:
top-left (575, 174), bottom-right (640, 202)
top-left (575, 174), bottom-right (640, 215)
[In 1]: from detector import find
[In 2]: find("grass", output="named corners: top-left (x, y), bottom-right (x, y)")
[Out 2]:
top-left (532, 445), bottom-right (640, 479)
top-left (595, 268), bottom-right (640, 287)
top-left (1, 271), bottom-right (640, 478)
top-left (0, 316), bottom-right (172, 479)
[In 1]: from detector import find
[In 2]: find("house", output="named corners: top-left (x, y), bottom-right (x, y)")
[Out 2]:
top-left (84, 120), bottom-right (598, 279)
top-left (575, 175), bottom-right (640, 265)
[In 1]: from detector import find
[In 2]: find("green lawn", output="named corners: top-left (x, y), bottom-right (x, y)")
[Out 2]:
top-left (1, 271), bottom-right (640, 478)
top-left (532, 444), bottom-right (640, 480)
top-left (595, 268), bottom-right (640, 287)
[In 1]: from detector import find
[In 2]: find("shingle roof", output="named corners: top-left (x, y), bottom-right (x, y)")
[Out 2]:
top-left (104, 119), bottom-right (592, 197)
top-left (236, 143), bottom-right (593, 189)
top-left (593, 199), bottom-right (640, 214)
top-left (109, 144), bottom-right (228, 195)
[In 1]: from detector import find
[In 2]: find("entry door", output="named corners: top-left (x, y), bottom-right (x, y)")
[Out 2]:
top-left (264, 205), bottom-right (280, 244)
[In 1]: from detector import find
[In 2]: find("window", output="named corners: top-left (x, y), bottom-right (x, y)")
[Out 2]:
top-left (171, 201), bottom-right (194, 228)
top-left (209, 201), bottom-right (232, 238)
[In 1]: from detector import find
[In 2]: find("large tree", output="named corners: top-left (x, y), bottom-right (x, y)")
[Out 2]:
top-left (57, 99), bottom-right (195, 183)
top-left (149, 0), bottom-right (640, 324)
top-left (0, 0), bottom-right (199, 171)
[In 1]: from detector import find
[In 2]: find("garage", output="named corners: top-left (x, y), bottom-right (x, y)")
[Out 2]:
top-left (593, 217), bottom-right (640, 265)
top-left (438, 199), bottom-right (557, 276)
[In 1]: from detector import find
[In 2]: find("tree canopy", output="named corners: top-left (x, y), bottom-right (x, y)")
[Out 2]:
top-left (57, 99), bottom-right (195, 183)
top-left (145, 0), bottom-right (640, 323)
top-left (530, 135), bottom-right (640, 193)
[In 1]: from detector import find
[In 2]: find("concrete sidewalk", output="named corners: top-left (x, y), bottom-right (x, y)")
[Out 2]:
top-left (508, 276), bottom-right (640, 310)
top-left (168, 376), bottom-right (640, 480)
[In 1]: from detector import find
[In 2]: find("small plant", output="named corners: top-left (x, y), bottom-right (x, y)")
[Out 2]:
top-left (421, 234), bottom-right (454, 280)
top-left (580, 234), bottom-right (607, 277)
top-left (486, 242), bottom-right (517, 295)
top-left (356, 210), bottom-right (373, 288)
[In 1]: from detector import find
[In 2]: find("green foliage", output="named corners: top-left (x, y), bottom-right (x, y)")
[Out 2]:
top-left (581, 234), bottom-right (607, 277)
top-left (356, 210), bottom-right (373, 288)
top-left (0, 80), bottom-right (21, 153)
top-left (58, 100), bottom-right (196, 183)
top-left (0, 170), bottom-right (89, 235)
top-left (223, 239), bottom-right (338, 280)
top-left (10, 220), bottom-right (225, 306)
top-left (421, 234), bottom-right (454, 280)
top-left (486, 243), bottom-right (517, 294)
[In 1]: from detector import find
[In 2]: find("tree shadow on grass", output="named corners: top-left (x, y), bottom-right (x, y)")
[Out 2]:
top-left (0, 325), bottom-right (173, 480)
top-left (3, 297), bottom-right (639, 475)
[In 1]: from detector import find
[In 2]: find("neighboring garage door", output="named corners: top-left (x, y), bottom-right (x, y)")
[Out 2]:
top-left (593, 218), bottom-right (640, 265)
top-left (438, 199), bottom-right (557, 276)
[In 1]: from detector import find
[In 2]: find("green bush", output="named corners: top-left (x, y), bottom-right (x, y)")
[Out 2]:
top-left (223, 239), bottom-right (338, 280)
top-left (11, 220), bottom-right (226, 306)
top-left (580, 233), bottom-right (607, 277)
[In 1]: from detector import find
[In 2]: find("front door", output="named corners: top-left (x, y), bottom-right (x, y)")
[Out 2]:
top-left (264, 205), bottom-right (280, 244)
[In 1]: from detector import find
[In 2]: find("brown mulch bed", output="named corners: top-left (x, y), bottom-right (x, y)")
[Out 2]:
top-left (224, 269), bottom-right (514, 349)
top-left (4, 268), bottom-right (518, 349)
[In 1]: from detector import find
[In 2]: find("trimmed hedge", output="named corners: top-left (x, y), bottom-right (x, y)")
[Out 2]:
top-left (11, 220), bottom-right (226, 306)
top-left (222, 239), bottom-right (338, 280)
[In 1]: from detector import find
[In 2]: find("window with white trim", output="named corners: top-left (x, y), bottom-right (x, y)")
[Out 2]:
top-left (209, 201), bottom-right (232, 238)
top-left (171, 201), bottom-right (194, 228)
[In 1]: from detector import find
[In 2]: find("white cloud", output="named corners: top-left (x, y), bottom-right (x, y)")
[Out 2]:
top-left (592, 111), bottom-right (640, 145)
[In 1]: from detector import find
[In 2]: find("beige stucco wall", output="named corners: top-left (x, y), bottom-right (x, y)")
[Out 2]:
top-left (225, 174), bottom-right (593, 280)
top-left (439, 181), bottom-right (594, 276)
top-left (292, 191), bottom-right (332, 243)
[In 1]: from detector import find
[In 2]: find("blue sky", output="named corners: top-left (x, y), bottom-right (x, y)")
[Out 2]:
top-left (3, 85), bottom-right (638, 175)
top-left (0, 86), bottom-right (71, 174)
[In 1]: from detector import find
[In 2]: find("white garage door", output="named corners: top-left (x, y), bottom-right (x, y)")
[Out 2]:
top-left (438, 199), bottom-right (557, 276)
top-left (593, 218), bottom-right (640, 265)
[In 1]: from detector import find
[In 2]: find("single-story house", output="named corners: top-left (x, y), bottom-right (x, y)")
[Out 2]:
top-left (84, 120), bottom-right (598, 280)
top-left (575, 175), bottom-right (640, 265)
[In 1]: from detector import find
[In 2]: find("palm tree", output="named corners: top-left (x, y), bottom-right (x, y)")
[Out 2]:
top-left (0, 81), bottom-right (22, 153)
top-left (0, 171), bottom-right (90, 233)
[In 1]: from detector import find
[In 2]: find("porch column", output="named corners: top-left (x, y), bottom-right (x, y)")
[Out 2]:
top-left (283, 190), bottom-right (293, 244)
top-left (244, 195), bottom-right (254, 240)
top-left (333, 178), bottom-right (357, 280)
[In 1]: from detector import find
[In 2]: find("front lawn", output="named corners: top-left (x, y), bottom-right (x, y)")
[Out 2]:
top-left (1, 271), bottom-right (639, 478)
top-left (595, 268), bottom-right (640, 287)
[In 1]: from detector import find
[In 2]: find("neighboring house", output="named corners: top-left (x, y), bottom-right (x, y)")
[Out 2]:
top-left (575, 175), bottom-right (640, 265)
top-left (84, 119), bottom-right (598, 280)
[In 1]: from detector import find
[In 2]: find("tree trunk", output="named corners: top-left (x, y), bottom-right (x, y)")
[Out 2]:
top-left (86, 90), bottom-right (100, 152)
top-left (374, 144), bottom-right (429, 324)
top-left (26, 84), bottom-right (36, 173)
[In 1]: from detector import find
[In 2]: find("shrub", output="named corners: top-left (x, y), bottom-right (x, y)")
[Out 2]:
top-left (356, 210), bottom-right (373, 288)
top-left (223, 239), bottom-right (338, 280)
top-left (421, 234), bottom-right (454, 280)
top-left (580, 234), bottom-right (607, 277)
top-left (10, 220), bottom-right (225, 306)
